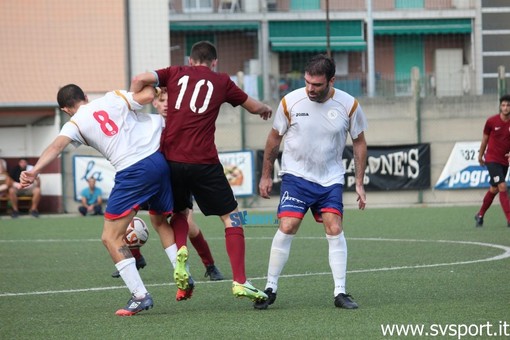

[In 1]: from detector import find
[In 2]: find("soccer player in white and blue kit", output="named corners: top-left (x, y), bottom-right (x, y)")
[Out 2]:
top-left (256, 54), bottom-right (368, 310)
top-left (19, 84), bottom-right (177, 316)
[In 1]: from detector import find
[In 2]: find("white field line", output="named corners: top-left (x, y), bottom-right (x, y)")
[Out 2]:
top-left (1, 238), bottom-right (509, 297)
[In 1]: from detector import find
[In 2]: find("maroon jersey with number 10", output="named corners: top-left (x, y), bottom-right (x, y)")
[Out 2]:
top-left (156, 65), bottom-right (248, 164)
top-left (483, 114), bottom-right (510, 165)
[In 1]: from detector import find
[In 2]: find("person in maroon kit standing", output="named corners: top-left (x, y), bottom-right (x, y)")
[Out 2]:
top-left (475, 94), bottom-right (510, 227)
top-left (130, 41), bottom-right (272, 304)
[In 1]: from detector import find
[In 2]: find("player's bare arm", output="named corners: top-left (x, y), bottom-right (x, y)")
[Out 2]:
top-left (132, 85), bottom-right (159, 106)
top-left (259, 129), bottom-right (282, 199)
top-left (130, 72), bottom-right (158, 93)
top-left (20, 135), bottom-right (72, 188)
top-left (478, 134), bottom-right (489, 165)
top-left (242, 96), bottom-right (272, 120)
top-left (352, 131), bottom-right (367, 210)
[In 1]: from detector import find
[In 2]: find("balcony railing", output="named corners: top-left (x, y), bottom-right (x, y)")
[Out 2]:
top-left (170, 0), bottom-right (475, 15)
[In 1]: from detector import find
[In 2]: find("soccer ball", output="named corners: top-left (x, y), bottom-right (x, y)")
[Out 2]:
top-left (124, 217), bottom-right (149, 248)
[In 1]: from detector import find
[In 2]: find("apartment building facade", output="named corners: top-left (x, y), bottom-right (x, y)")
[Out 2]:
top-left (169, 0), bottom-right (509, 100)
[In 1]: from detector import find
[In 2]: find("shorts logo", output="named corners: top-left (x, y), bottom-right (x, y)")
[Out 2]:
top-left (280, 191), bottom-right (306, 205)
top-left (327, 109), bottom-right (339, 119)
top-left (494, 175), bottom-right (501, 182)
top-left (296, 112), bottom-right (309, 117)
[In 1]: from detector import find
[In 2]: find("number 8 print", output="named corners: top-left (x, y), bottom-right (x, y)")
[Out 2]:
top-left (93, 110), bottom-right (119, 136)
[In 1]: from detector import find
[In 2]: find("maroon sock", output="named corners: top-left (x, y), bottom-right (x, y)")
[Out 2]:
top-left (190, 230), bottom-right (214, 267)
top-left (170, 213), bottom-right (189, 249)
top-left (499, 192), bottom-right (510, 222)
top-left (479, 190), bottom-right (497, 216)
top-left (225, 227), bottom-right (246, 283)
top-left (130, 247), bottom-right (142, 260)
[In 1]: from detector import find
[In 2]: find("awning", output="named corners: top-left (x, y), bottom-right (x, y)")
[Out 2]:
top-left (170, 21), bottom-right (259, 32)
top-left (269, 21), bottom-right (366, 52)
top-left (374, 19), bottom-right (472, 35)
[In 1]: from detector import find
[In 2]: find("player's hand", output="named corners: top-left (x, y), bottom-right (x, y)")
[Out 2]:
top-left (19, 171), bottom-right (36, 189)
top-left (478, 154), bottom-right (485, 166)
top-left (259, 104), bottom-right (272, 120)
top-left (356, 184), bottom-right (366, 210)
top-left (258, 177), bottom-right (273, 199)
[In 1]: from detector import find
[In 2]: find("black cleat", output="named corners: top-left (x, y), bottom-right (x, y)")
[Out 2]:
top-left (474, 214), bottom-right (483, 227)
top-left (204, 264), bottom-right (224, 281)
top-left (111, 256), bottom-right (147, 278)
top-left (253, 288), bottom-right (277, 310)
top-left (334, 293), bottom-right (358, 309)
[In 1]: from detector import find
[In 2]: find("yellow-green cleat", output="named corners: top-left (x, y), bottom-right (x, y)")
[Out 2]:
top-left (174, 246), bottom-right (189, 290)
top-left (232, 281), bottom-right (268, 303)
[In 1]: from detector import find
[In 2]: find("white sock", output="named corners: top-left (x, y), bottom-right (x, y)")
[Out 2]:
top-left (327, 232), bottom-right (347, 297)
top-left (165, 243), bottom-right (178, 268)
top-left (266, 229), bottom-right (294, 292)
top-left (115, 258), bottom-right (148, 299)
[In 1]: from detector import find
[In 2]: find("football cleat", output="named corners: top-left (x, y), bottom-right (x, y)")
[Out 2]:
top-left (253, 288), bottom-right (277, 310)
top-left (174, 246), bottom-right (190, 290)
top-left (474, 214), bottom-right (484, 227)
top-left (176, 277), bottom-right (195, 301)
top-left (334, 293), bottom-right (358, 309)
top-left (115, 293), bottom-right (153, 316)
top-left (232, 281), bottom-right (268, 303)
top-left (204, 264), bottom-right (224, 281)
top-left (111, 255), bottom-right (147, 278)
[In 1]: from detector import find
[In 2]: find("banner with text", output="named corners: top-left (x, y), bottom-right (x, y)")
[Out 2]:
top-left (73, 155), bottom-right (115, 201)
top-left (343, 143), bottom-right (431, 191)
top-left (434, 141), bottom-right (509, 189)
top-left (256, 144), bottom-right (430, 194)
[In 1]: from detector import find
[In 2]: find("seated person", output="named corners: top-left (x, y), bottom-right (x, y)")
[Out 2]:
top-left (8, 158), bottom-right (41, 218)
top-left (0, 158), bottom-right (13, 197)
top-left (78, 176), bottom-right (104, 216)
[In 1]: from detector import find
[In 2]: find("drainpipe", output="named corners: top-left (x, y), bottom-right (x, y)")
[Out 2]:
top-left (412, 67), bottom-right (423, 204)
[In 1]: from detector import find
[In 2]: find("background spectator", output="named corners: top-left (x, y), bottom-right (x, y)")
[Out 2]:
top-left (0, 158), bottom-right (12, 197)
top-left (79, 176), bottom-right (104, 216)
top-left (8, 158), bottom-right (41, 218)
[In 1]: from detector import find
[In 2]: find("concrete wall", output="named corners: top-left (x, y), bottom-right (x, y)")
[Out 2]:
top-left (214, 94), bottom-right (498, 210)
top-left (0, 95), bottom-right (498, 213)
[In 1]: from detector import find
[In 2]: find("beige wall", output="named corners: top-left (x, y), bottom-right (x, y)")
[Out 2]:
top-left (0, 0), bottom-right (128, 104)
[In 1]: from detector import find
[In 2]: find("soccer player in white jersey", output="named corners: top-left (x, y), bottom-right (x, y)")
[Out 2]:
top-left (19, 84), bottom-right (179, 316)
top-left (256, 54), bottom-right (368, 310)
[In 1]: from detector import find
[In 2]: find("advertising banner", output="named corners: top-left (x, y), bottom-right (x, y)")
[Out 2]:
top-left (434, 141), bottom-right (507, 190)
top-left (343, 143), bottom-right (431, 191)
top-left (73, 156), bottom-right (115, 201)
top-left (256, 144), bottom-right (431, 194)
top-left (218, 150), bottom-right (254, 197)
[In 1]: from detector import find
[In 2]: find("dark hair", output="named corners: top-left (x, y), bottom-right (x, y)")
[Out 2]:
top-left (57, 84), bottom-right (86, 109)
top-left (500, 94), bottom-right (510, 104)
top-left (304, 54), bottom-right (336, 82)
top-left (190, 41), bottom-right (217, 65)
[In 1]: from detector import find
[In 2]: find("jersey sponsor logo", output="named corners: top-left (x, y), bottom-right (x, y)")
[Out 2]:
top-left (495, 126), bottom-right (501, 130)
top-left (327, 109), bottom-right (339, 119)
top-left (295, 112), bottom-right (309, 117)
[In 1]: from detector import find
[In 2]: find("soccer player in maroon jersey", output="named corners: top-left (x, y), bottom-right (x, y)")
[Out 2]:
top-left (130, 41), bottom-right (272, 304)
top-left (475, 94), bottom-right (510, 227)
top-left (111, 88), bottom-right (225, 284)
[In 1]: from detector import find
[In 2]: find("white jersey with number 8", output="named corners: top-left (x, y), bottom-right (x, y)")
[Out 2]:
top-left (59, 90), bottom-right (164, 171)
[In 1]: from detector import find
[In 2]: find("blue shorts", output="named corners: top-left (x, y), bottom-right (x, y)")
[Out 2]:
top-left (278, 174), bottom-right (343, 223)
top-left (105, 151), bottom-right (173, 219)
